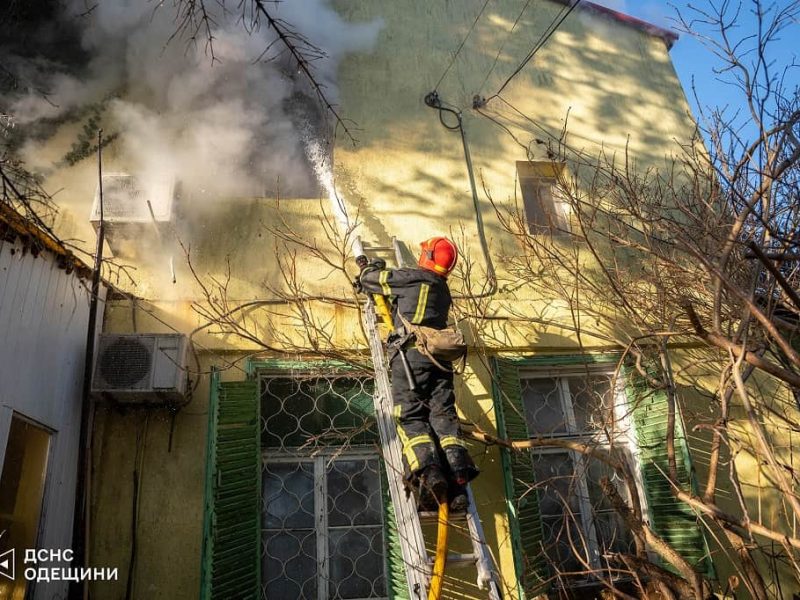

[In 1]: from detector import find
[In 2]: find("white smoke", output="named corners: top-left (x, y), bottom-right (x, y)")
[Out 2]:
top-left (8, 1), bottom-right (383, 200)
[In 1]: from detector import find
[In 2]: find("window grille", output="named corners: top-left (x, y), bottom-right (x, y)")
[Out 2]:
top-left (520, 371), bottom-right (637, 582)
top-left (260, 373), bottom-right (387, 600)
top-left (261, 375), bottom-right (378, 451)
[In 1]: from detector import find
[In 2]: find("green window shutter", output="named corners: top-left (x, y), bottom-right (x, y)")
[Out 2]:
top-left (379, 463), bottom-right (410, 600)
top-left (624, 366), bottom-right (710, 574)
top-left (201, 375), bottom-right (261, 600)
top-left (492, 357), bottom-right (549, 598)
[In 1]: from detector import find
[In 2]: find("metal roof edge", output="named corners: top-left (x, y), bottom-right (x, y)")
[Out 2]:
top-left (551, 0), bottom-right (679, 50)
top-left (0, 201), bottom-right (94, 279)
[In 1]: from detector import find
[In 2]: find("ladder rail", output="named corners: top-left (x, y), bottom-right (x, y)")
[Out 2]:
top-left (465, 485), bottom-right (503, 600)
top-left (364, 301), bottom-right (430, 597)
top-left (359, 237), bottom-right (502, 600)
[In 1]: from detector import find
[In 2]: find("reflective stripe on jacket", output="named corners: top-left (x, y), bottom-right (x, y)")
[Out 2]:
top-left (360, 267), bottom-right (451, 331)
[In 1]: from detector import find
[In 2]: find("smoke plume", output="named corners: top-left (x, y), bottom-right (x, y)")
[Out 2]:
top-left (4, 1), bottom-right (383, 201)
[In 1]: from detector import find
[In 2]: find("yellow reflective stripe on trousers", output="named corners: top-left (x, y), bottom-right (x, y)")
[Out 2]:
top-left (439, 435), bottom-right (467, 448)
top-left (379, 270), bottom-right (391, 296)
top-left (393, 404), bottom-right (435, 471)
top-left (403, 434), bottom-right (434, 472)
top-left (392, 409), bottom-right (417, 470)
top-left (392, 405), bottom-right (405, 434)
top-left (411, 283), bottom-right (430, 324)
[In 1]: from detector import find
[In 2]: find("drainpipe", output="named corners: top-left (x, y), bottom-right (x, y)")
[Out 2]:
top-left (69, 131), bottom-right (105, 600)
top-left (424, 91), bottom-right (497, 297)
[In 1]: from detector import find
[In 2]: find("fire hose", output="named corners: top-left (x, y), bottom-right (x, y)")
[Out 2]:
top-left (428, 502), bottom-right (449, 600)
top-left (355, 253), bottom-right (449, 600)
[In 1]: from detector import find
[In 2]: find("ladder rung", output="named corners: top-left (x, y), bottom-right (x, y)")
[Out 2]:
top-left (362, 244), bottom-right (394, 251)
top-left (449, 553), bottom-right (478, 565)
top-left (417, 510), bottom-right (468, 523)
top-left (428, 553), bottom-right (477, 566)
top-left (360, 290), bottom-right (502, 600)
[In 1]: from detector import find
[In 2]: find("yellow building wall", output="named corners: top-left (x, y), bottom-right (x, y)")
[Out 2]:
top-left (67, 1), bottom-right (712, 598)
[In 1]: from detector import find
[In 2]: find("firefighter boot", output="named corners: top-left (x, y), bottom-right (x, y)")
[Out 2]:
top-left (448, 470), bottom-right (470, 512)
top-left (418, 464), bottom-right (449, 511)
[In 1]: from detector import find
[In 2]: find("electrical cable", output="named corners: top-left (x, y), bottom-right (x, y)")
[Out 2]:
top-left (476, 96), bottom-right (687, 256)
top-left (480, 92), bottom-right (585, 158)
top-left (474, 106), bottom-right (532, 152)
top-left (477, 0), bottom-right (534, 95)
top-left (495, 94), bottom-right (611, 153)
top-left (424, 92), bottom-right (498, 298)
top-left (434, 0), bottom-right (492, 91)
top-left (124, 414), bottom-right (147, 600)
top-left (70, 129), bottom-right (106, 600)
top-left (487, 0), bottom-right (582, 101)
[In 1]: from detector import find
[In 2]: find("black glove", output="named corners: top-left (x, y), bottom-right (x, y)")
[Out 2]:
top-left (360, 258), bottom-right (386, 278)
top-left (355, 259), bottom-right (386, 295)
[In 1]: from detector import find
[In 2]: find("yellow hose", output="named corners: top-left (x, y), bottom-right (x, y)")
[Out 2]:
top-left (373, 294), bottom-right (393, 325)
top-left (373, 290), bottom-right (449, 597)
top-left (428, 502), bottom-right (449, 600)
top-left (372, 294), bottom-right (395, 338)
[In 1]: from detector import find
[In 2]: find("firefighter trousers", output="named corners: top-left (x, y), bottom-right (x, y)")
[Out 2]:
top-left (390, 348), bottom-right (478, 482)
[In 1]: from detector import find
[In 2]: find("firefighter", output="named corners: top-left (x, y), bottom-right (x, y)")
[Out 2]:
top-left (356, 237), bottom-right (478, 510)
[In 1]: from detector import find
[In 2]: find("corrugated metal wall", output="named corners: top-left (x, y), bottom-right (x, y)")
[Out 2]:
top-left (0, 235), bottom-right (98, 599)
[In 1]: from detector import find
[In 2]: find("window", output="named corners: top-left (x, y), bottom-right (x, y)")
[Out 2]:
top-left (0, 415), bottom-right (51, 600)
top-left (519, 371), bottom-right (636, 583)
top-left (263, 454), bottom-right (386, 600)
top-left (517, 161), bottom-right (570, 235)
top-left (494, 358), bottom-right (710, 597)
top-left (260, 374), bottom-right (387, 600)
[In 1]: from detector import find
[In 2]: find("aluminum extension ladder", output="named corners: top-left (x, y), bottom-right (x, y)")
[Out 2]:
top-left (359, 238), bottom-right (502, 600)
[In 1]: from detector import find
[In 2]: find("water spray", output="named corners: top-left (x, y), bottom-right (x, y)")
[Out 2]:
top-left (302, 133), bottom-right (365, 263)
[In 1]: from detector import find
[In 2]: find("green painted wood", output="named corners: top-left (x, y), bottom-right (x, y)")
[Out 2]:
top-left (247, 357), bottom-right (369, 376)
top-left (200, 376), bottom-right (261, 600)
top-left (624, 366), bottom-right (711, 574)
top-left (380, 462), bottom-right (410, 600)
top-left (499, 352), bottom-right (622, 367)
top-left (494, 353), bottom-right (713, 590)
top-left (492, 357), bottom-right (548, 599)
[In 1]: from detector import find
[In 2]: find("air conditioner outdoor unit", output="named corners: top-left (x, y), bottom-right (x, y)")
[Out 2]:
top-left (91, 333), bottom-right (189, 405)
top-left (89, 173), bottom-right (176, 257)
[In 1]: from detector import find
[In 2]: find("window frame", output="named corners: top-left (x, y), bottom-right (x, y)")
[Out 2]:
top-left (517, 366), bottom-right (647, 581)
top-left (493, 355), bottom-right (712, 597)
top-left (258, 370), bottom-right (378, 451)
top-left (262, 449), bottom-right (388, 600)
top-left (258, 368), bottom-right (389, 600)
top-left (516, 160), bottom-right (571, 236)
top-left (0, 411), bottom-right (53, 600)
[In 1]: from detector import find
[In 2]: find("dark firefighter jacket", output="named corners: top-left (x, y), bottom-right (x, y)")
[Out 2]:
top-left (359, 266), bottom-right (452, 332)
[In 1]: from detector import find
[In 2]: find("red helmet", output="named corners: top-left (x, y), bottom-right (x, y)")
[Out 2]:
top-left (418, 237), bottom-right (458, 276)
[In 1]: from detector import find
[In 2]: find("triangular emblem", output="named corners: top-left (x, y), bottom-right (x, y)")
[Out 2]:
top-left (0, 548), bottom-right (14, 580)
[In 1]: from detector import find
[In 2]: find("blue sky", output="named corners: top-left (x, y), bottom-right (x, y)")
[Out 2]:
top-left (590, 0), bottom-right (799, 126)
